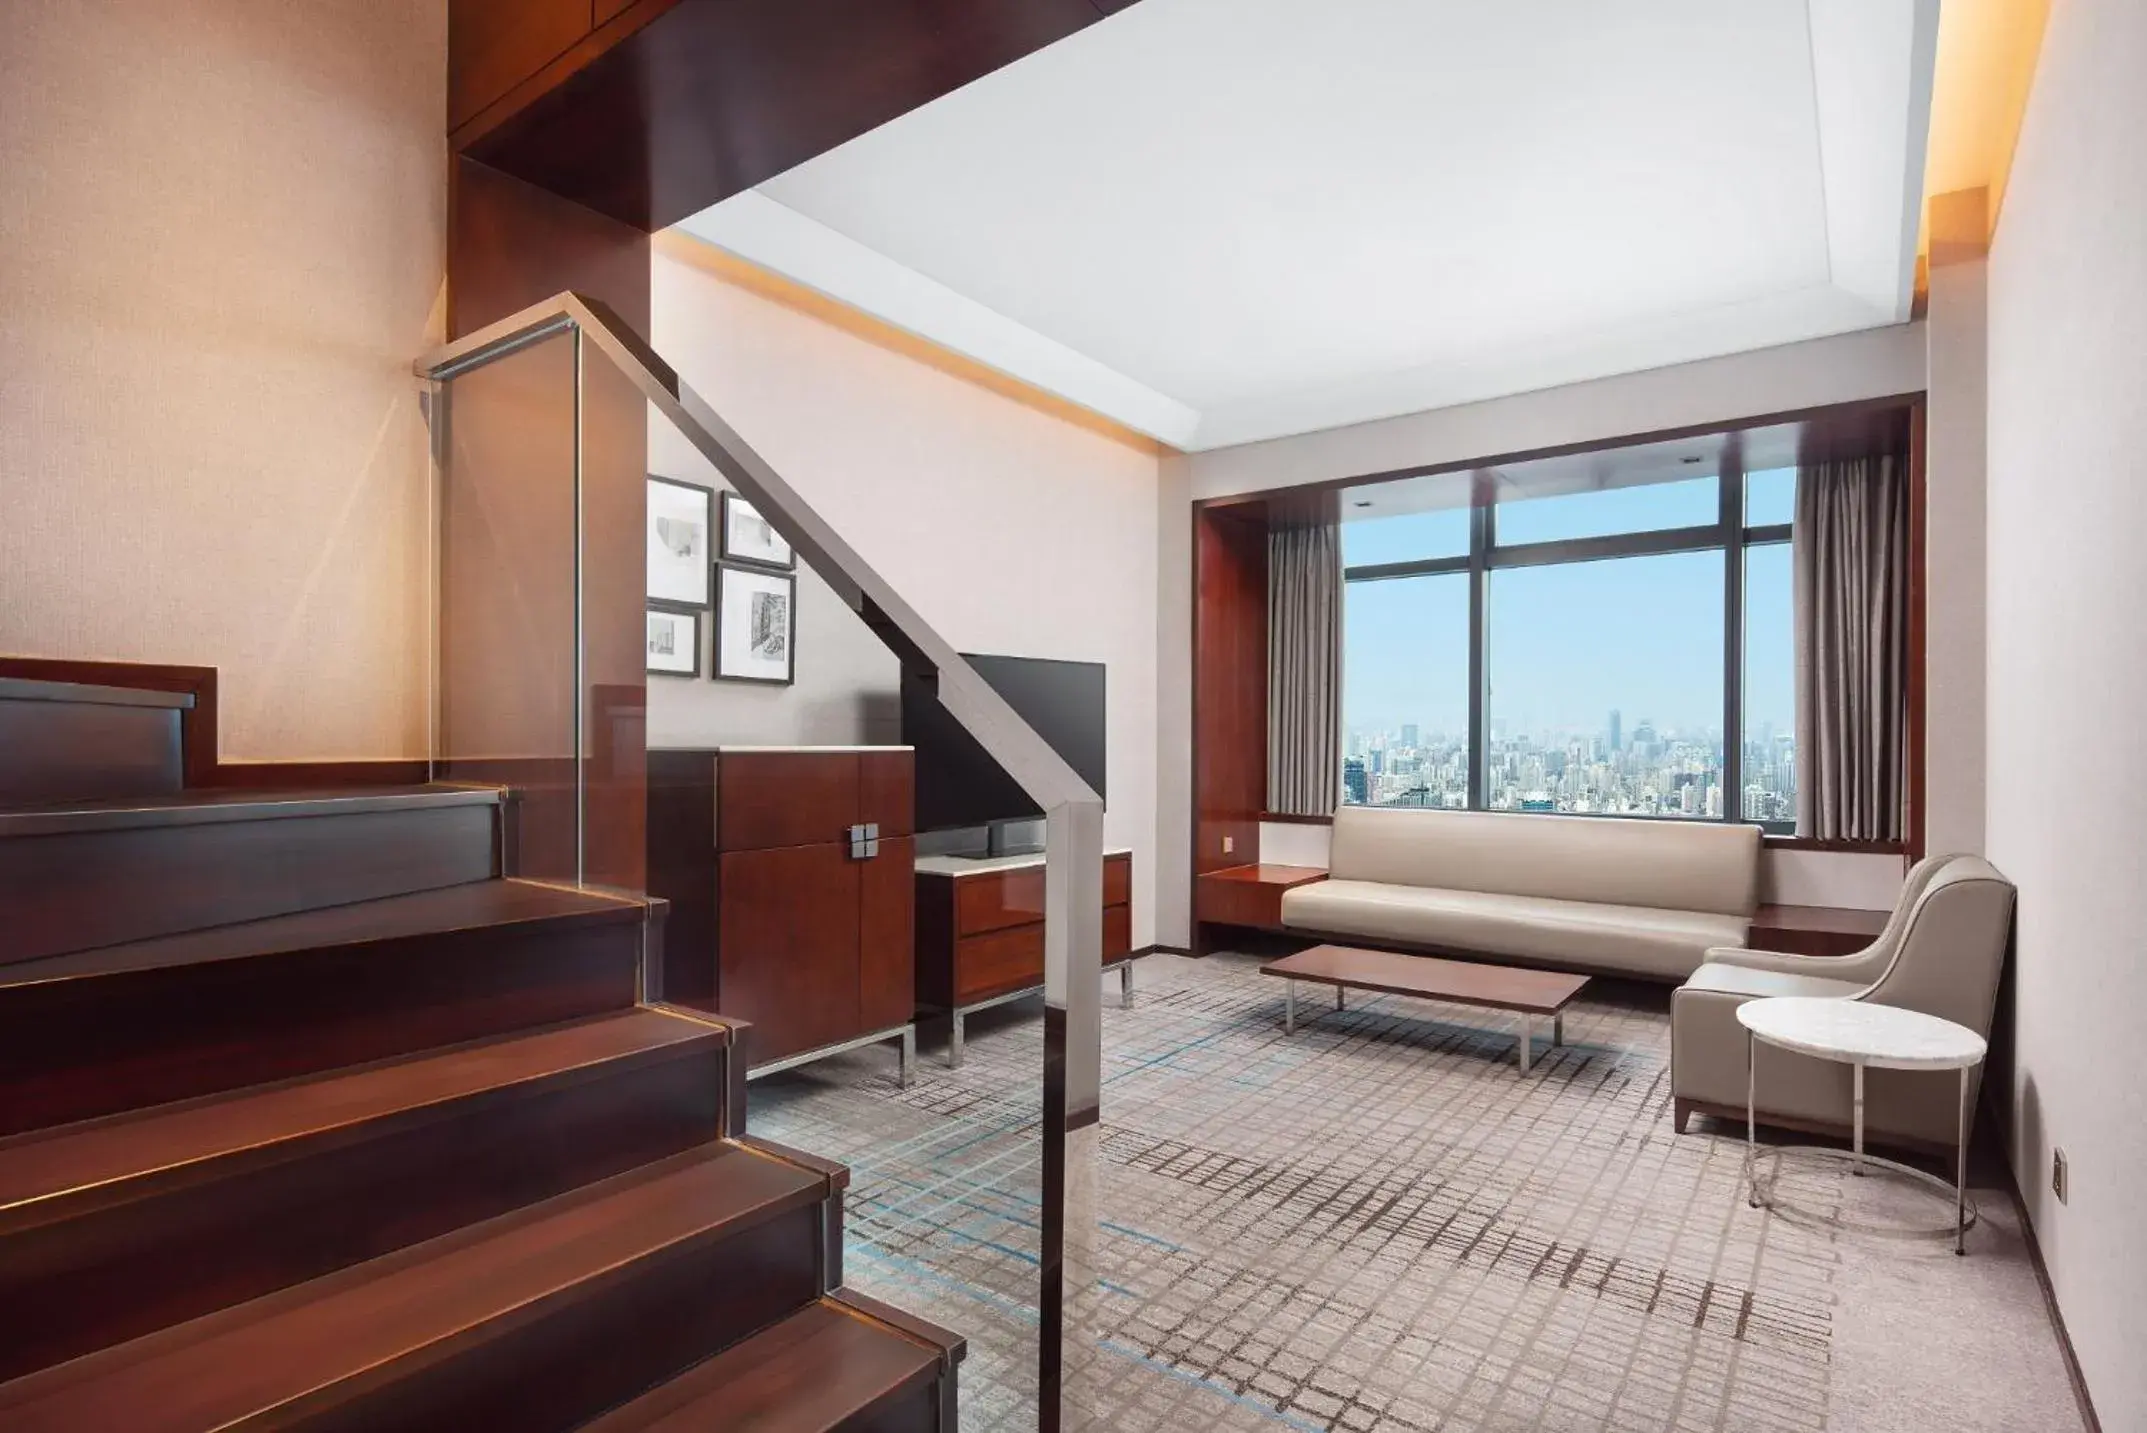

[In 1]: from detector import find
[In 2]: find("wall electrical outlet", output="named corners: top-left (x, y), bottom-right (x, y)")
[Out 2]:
top-left (1222, 835), bottom-right (1236, 854)
top-left (2052, 1148), bottom-right (2069, 1205)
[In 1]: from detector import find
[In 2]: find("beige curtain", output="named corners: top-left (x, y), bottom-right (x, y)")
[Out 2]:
top-left (1794, 454), bottom-right (1909, 841)
top-left (1267, 506), bottom-right (1342, 816)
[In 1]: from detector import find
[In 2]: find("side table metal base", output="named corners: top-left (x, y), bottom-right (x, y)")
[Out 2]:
top-left (1746, 1146), bottom-right (1982, 1250)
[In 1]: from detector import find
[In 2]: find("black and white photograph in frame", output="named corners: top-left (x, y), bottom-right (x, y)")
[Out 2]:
top-left (647, 477), bottom-right (714, 607)
top-left (720, 491), bottom-right (795, 570)
top-left (714, 564), bottom-right (796, 684)
top-left (645, 607), bottom-right (700, 677)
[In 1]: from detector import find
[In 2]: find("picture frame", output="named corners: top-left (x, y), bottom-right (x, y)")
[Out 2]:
top-left (647, 476), bottom-right (715, 607)
top-left (645, 606), bottom-right (701, 677)
top-left (713, 563), bottom-right (797, 685)
top-left (720, 491), bottom-right (795, 571)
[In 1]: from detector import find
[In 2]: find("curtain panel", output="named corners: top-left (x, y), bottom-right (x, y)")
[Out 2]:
top-left (1267, 507), bottom-right (1343, 817)
top-left (1794, 453), bottom-right (1909, 842)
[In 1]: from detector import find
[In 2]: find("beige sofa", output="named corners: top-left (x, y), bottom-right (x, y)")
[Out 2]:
top-left (1670, 853), bottom-right (2015, 1149)
top-left (1280, 808), bottom-right (1761, 981)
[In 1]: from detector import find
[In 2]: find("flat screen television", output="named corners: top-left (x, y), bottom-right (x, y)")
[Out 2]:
top-left (904, 654), bottom-right (1106, 836)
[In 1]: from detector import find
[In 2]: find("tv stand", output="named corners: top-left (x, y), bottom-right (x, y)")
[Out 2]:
top-left (914, 848), bottom-right (1135, 1066)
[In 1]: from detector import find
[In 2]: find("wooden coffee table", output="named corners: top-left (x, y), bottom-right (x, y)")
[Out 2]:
top-left (1259, 944), bottom-right (1590, 1072)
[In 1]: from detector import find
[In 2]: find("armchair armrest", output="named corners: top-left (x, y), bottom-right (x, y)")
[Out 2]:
top-left (1703, 945), bottom-right (1842, 975)
top-left (1701, 943), bottom-right (1888, 986)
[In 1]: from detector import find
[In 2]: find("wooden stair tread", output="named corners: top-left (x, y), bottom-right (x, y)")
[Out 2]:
top-left (0, 783), bottom-right (500, 836)
top-left (0, 1141), bottom-right (826, 1432)
top-left (0, 1008), bottom-right (717, 1222)
top-left (2, 878), bottom-right (644, 985)
top-left (582, 1299), bottom-right (943, 1433)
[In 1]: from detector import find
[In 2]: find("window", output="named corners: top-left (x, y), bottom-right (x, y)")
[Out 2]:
top-left (1495, 474), bottom-right (1718, 546)
top-left (1340, 456), bottom-right (1796, 830)
top-left (1340, 504), bottom-right (1469, 567)
top-left (1742, 532), bottom-right (1796, 829)
top-left (1343, 572), bottom-right (1469, 810)
top-left (1486, 550), bottom-right (1724, 818)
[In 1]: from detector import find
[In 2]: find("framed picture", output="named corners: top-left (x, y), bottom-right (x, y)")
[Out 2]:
top-left (720, 491), bottom-right (795, 570)
top-left (647, 476), bottom-right (714, 607)
top-left (714, 563), bottom-right (796, 684)
top-left (646, 606), bottom-right (700, 677)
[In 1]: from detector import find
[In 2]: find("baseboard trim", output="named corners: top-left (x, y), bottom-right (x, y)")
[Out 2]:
top-left (1131, 943), bottom-right (1189, 958)
top-left (2004, 1169), bottom-right (2103, 1433)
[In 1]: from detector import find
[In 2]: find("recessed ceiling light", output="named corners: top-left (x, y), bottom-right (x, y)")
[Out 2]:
top-left (1681, 455), bottom-right (1703, 464)
top-left (1352, 499), bottom-right (1373, 508)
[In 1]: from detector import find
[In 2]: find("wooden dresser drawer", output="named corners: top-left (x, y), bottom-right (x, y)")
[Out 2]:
top-left (955, 924), bottom-right (1045, 1002)
top-left (955, 868), bottom-right (1043, 935)
top-left (955, 855), bottom-right (1132, 938)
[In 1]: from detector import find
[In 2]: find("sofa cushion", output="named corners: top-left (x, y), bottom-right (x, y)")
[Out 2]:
top-left (1281, 879), bottom-right (1750, 981)
top-left (1327, 807), bottom-right (1760, 918)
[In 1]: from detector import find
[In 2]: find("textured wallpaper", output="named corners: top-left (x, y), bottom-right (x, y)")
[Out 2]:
top-left (0, 0), bottom-right (447, 759)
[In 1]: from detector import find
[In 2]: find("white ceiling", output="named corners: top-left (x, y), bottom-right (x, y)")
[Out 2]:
top-left (676, 0), bottom-right (1937, 452)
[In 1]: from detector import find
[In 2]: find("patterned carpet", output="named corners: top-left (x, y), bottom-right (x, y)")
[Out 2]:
top-left (750, 951), bottom-right (2053, 1432)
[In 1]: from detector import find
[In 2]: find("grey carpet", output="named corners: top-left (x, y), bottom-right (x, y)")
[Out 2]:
top-left (752, 951), bottom-right (2084, 1431)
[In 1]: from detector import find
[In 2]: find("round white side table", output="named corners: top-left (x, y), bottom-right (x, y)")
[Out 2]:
top-left (1736, 996), bottom-right (1988, 1255)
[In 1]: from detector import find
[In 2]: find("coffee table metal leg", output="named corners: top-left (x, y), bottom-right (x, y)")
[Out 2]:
top-left (1956, 1066), bottom-right (1970, 1256)
top-left (1121, 962), bottom-right (1133, 1009)
top-left (1284, 980), bottom-right (1295, 1035)
top-left (1335, 986), bottom-right (1345, 1012)
top-left (1518, 1016), bottom-right (1533, 1073)
top-left (949, 1011), bottom-right (965, 1070)
top-left (1746, 1030), bottom-right (1758, 1208)
top-left (1852, 1062), bottom-right (1866, 1176)
top-left (1553, 1013), bottom-right (1564, 1047)
top-left (899, 1025), bottom-right (916, 1089)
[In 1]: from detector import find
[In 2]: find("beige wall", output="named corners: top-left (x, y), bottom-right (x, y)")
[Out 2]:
top-left (1183, 323), bottom-right (1928, 501)
top-left (1924, 253), bottom-right (1991, 857)
top-left (1986, 0), bottom-right (2146, 1425)
top-left (1153, 453), bottom-right (1194, 947)
top-left (0, 0), bottom-right (446, 760)
top-left (647, 242), bottom-right (1166, 947)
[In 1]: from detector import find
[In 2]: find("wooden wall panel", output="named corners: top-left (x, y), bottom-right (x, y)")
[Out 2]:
top-left (449, 0), bottom-right (591, 131)
top-left (1193, 503), bottom-right (1269, 885)
top-left (456, 0), bottom-right (1117, 232)
top-left (448, 157), bottom-right (651, 339)
top-left (645, 750), bottom-right (718, 1007)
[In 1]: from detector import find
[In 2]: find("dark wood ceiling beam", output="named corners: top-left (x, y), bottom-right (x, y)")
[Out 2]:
top-left (451, 0), bottom-right (1131, 233)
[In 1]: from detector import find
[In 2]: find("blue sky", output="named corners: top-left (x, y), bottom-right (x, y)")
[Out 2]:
top-left (1343, 473), bottom-right (1795, 742)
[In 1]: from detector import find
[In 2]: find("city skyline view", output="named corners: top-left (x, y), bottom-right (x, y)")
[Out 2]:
top-left (1340, 471), bottom-right (1798, 825)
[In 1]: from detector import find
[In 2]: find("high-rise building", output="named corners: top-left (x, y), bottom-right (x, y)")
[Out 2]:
top-left (1608, 709), bottom-right (1622, 752)
top-left (1400, 723), bottom-right (1419, 748)
top-left (1343, 757), bottom-right (1368, 805)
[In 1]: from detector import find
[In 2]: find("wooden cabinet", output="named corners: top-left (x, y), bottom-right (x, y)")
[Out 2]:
top-left (647, 747), bottom-right (914, 1071)
top-left (1196, 863), bottom-right (1328, 930)
top-left (915, 851), bottom-right (1135, 1016)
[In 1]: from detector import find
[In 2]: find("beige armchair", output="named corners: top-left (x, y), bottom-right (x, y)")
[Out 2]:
top-left (1670, 854), bottom-right (2016, 1150)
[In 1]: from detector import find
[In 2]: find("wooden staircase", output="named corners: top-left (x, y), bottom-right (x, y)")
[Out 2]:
top-left (0, 673), bottom-right (963, 1429)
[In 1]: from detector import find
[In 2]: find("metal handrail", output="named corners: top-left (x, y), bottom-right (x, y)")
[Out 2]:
top-left (415, 299), bottom-right (1107, 1403)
